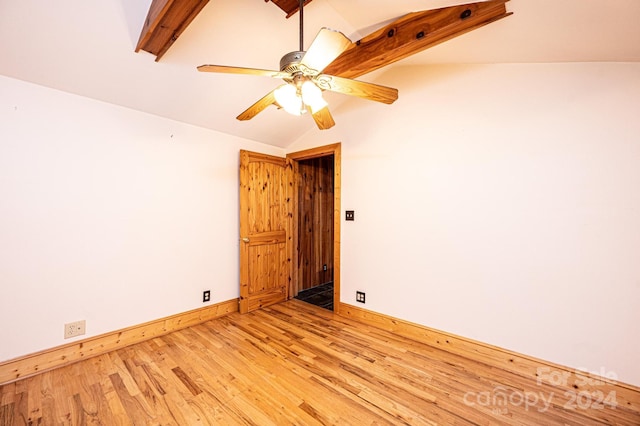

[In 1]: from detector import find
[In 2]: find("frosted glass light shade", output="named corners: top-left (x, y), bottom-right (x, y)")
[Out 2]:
top-left (301, 81), bottom-right (328, 114)
top-left (274, 84), bottom-right (303, 116)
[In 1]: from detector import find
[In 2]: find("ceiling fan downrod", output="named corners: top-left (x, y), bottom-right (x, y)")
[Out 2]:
top-left (299, 0), bottom-right (304, 52)
top-left (278, 0), bottom-right (306, 73)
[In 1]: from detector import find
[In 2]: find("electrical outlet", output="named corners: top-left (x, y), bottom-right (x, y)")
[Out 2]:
top-left (356, 291), bottom-right (366, 304)
top-left (323, 264), bottom-right (327, 271)
top-left (345, 210), bottom-right (355, 221)
top-left (64, 320), bottom-right (86, 339)
top-left (203, 290), bottom-right (211, 303)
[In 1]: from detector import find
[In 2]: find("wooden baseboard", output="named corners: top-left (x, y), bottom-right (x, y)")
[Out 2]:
top-left (0, 298), bottom-right (239, 385)
top-left (339, 303), bottom-right (640, 412)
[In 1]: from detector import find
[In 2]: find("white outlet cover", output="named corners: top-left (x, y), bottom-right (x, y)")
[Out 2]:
top-left (64, 320), bottom-right (86, 339)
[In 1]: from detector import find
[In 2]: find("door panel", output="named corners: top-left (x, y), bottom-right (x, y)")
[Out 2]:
top-left (239, 150), bottom-right (292, 313)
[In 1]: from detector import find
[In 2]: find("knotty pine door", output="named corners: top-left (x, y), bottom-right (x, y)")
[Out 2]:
top-left (238, 150), bottom-right (293, 313)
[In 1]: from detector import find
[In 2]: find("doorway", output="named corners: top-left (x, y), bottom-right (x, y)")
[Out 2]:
top-left (287, 143), bottom-right (341, 313)
top-left (294, 155), bottom-right (334, 310)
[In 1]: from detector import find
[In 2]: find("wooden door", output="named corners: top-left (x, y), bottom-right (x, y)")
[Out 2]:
top-left (239, 150), bottom-right (292, 314)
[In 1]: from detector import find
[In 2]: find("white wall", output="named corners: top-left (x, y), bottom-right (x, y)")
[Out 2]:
top-left (288, 62), bottom-right (640, 387)
top-left (3, 62), bottom-right (639, 388)
top-left (0, 75), bottom-right (284, 361)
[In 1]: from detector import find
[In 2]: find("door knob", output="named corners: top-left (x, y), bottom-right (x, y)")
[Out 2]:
top-left (242, 237), bottom-right (250, 243)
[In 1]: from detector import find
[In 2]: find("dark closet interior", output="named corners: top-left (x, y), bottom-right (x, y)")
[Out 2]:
top-left (295, 155), bottom-right (334, 310)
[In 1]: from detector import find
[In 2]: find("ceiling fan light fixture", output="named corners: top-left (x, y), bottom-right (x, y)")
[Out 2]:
top-left (274, 84), bottom-right (303, 116)
top-left (301, 81), bottom-right (327, 114)
top-left (197, 0), bottom-right (398, 129)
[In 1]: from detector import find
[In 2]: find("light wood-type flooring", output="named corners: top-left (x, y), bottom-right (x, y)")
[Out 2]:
top-left (1, 300), bottom-right (638, 425)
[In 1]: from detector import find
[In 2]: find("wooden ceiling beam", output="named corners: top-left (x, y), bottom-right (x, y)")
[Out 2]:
top-left (136, 0), bottom-right (510, 68)
top-left (136, 0), bottom-right (312, 61)
top-left (323, 0), bottom-right (512, 79)
top-left (136, 0), bottom-right (210, 61)
top-left (267, 0), bottom-right (314, 19)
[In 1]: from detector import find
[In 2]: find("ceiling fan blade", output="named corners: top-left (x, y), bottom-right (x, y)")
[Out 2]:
top-left (311, 106), bottom-right (336, 130)
top-left (314, 75), bottom-right (398, 104)
top-left (237, 90), bottom-right (277, 121)
top-left (198, 65), bottom-right (286, 78)
top-left (300, 28), bottom-right (352, 75)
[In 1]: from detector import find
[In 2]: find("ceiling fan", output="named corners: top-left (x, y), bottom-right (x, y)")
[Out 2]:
top-left (197, 0), bottom-right (398, 130)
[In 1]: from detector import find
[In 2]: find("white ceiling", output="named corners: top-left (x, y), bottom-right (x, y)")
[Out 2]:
top-left (1, 0), bottom-right (638, 148)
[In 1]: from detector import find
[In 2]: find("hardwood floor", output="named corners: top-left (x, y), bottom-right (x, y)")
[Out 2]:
top-left (1, 300), bottom-right (638, 425)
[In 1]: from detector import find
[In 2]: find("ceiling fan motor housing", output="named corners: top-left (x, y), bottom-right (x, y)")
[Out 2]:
top-left (280, 51), bottom-right (305, 73)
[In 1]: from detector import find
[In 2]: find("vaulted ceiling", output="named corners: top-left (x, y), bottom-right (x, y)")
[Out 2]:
top-left (1, 0), bottom-right (639, 147)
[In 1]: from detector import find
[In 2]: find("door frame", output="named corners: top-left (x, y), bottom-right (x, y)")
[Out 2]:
top-left (287, 143), bottom-right (342, 314)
